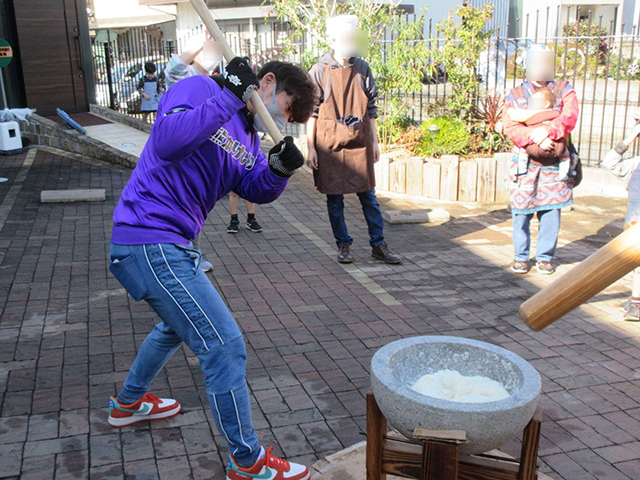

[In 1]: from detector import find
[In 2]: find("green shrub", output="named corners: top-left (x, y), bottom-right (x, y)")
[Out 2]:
top-left (377, 105), bottom-right (419, 146)
top-left (418, 116), bottom-right (470, 156)
top-left (400, 116), bottom-right (470, 157)
top-left (398, 125), bottom-right (424, 154)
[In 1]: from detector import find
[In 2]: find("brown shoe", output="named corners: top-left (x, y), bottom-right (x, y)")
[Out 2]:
top-left (372, 243), bottom-right (402, 264)
top-left (337, 243), bottom-right (353, 263)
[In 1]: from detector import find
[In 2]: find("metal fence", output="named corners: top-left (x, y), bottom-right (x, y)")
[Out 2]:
top-left (91, 22), bottom-right (300, 133)
top-left (416, 7), bottom-right (640, 167)
top-left (91, 7), bottom-right (640, 166)
top-left (92, 30), bottom-right (175, 122)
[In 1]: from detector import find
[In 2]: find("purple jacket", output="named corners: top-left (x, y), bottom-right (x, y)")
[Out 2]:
top-left (111, 75), bottom-right (288, 246)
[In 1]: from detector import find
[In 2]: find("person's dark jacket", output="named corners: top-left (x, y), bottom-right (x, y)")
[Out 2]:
top-left (308, 51), bottom-right (378, 119)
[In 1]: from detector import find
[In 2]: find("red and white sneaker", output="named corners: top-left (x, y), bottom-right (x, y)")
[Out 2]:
top-left (108, 392), bottom-right (181, 428)
top-left (227, 446), bottom-right (310, 480)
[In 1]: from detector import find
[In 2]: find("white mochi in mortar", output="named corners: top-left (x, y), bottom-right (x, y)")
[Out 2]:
top-left (410, 369), bottom-right (510, 403)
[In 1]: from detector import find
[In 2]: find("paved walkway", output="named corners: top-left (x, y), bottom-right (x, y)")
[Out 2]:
top-left (84, 124), bottom-right (149, 159)
top-left (0, 146), bottom-right (639, 479)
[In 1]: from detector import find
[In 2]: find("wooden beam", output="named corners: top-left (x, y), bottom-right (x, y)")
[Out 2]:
top-left (377, 156), bottom-right (391, 191)
top-left (381, 439), bottom-right (522, 480)
top-left (414, 429), bottom-right (467, 443)
top-left (366, 393), bottom-right (387, 480)
top-left (422, 440), bottom-right (459, 480)
top-left (458, 160), bottom-right (478, 202)
top-left (407, 157), bottom-right (425, 196)
top-left (390, 160), bottom-right (407, 194)
top-left (518, 407), bottom-right (542, 480)
top-left (423, 161), bottom-right (441, 199)
top-left (495, 153), bottom-right (512, 204)
top-left (477, 157), bottom-right (497, 203)
top-left (440, 155), bottom-right (459, 201)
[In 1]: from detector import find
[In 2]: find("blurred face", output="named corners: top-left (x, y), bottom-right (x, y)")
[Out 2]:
top-left (526, 50), bottom-right (555, 84)
top-left (332, 30), bottom-right (368, 59)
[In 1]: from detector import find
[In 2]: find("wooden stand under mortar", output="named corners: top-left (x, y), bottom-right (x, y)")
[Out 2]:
top-left (366, 393), bottom-right (542, 480)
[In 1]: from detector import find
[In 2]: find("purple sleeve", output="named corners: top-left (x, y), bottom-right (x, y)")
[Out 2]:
top-left (234, 150), bottom-right (289, 204)
top-left (151, 76), bottom-right (245, 162)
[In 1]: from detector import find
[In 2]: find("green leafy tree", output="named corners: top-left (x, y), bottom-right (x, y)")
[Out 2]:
top-left (268, 0), bottom-right (431, 149)
top-left (430, 3), bottom-right (494, 116)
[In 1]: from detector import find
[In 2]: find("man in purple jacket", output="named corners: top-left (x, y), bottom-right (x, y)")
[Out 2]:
top-left (107, 57), bottom-right (315, 480)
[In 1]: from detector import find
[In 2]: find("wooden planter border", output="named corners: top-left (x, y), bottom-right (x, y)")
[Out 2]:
top-left (374, 151), bottom-right (513, 203)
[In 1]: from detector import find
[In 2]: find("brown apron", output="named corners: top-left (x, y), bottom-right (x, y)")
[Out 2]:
top-left (314, 64), bottom-right (375, 195)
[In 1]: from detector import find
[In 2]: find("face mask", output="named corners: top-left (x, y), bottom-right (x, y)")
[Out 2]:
top-left (253, 82), bottom-right (286, 134)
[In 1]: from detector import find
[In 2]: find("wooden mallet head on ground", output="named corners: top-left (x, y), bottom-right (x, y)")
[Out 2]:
top-left (519, 222), bottom-right (640, 331)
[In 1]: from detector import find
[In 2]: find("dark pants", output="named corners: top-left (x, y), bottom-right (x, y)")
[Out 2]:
top-left (326, 189), bottom-right (385, 248)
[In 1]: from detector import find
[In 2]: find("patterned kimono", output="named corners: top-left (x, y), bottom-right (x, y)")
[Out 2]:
top-left (503, 80), bottom-right (579, 214)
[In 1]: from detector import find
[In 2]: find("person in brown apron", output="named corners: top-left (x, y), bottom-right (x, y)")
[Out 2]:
top-left (307, 15), bottom-right (401, 265)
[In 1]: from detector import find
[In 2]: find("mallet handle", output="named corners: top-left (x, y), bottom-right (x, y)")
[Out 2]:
top-left (188, 0), bottom-right (284, 143)
top-left (519, 222), bottom-right (640, 331)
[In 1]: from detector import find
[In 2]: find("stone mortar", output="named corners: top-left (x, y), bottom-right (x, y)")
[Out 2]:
top-left (371, 336), bottom-right (541, 456)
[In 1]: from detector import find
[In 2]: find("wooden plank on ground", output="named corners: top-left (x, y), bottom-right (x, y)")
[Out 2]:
top-left (495, 152), bottom-right (512, 204)
top-left (406, 157), bottom-right (424, 197)
top-left (389, 160), bottom-right (407, 194)
top-left (440, 155), bottom-right (459, 201)
top-left (477, 157), bottom-right (497, 203)
top-left (423, 161), bottom-right (441, 199)
top-left (458, 161), bottom-right (478, 202)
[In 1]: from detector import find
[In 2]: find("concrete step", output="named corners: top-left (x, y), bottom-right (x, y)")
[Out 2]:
top-left (40, 189), bottom-right (106, 203)
top-left (382, 208), bottom-right (451, 224)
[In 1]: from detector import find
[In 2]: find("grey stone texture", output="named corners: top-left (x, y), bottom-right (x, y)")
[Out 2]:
top-left (40, 189), bottom-right (106, 204)
top-left (371, 335), bottom-right (541, 455)
top-left (382, 208), bottom-right (451, 224)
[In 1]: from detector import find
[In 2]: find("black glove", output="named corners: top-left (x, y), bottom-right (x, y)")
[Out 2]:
top-left (268, 136), bottom-right (304, 177)
top-left (224, 57), bottom-right (259, 104)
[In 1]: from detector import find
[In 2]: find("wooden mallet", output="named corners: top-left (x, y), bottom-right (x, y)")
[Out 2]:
top-left (188, 0), bottom-right (284, 144)
top-left (519, 222), bottom-right (640, 331)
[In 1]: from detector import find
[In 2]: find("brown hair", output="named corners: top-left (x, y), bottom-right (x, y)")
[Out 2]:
top-left (535, 87), bottom-right (556, 109)
top-left (257, 61), bottom-right (318, 123)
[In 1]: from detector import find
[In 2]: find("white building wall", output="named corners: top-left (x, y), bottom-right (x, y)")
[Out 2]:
top-left (174, 2), bottom-right (277, 54)
top-left (520, 0), bottom-right (563, 40)
top-left (412, 0), bottom-right (464, 34)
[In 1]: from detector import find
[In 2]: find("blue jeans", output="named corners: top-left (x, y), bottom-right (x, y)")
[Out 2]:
top-left (512, 209), bottom-right (561, 262)
top-left (109, 243), bottom-right (260, 467)
top-left (326, 189), bottom-right (385, 248)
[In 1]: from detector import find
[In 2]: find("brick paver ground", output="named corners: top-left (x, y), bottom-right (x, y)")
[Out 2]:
top-left (0, 147), bottom-right (639, 479)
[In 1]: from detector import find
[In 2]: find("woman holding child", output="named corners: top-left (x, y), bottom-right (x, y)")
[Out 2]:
top-left (502, 45), bottom-right (580, 275)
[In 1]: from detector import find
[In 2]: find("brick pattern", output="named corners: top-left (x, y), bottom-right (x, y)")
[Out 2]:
top-left (0, 148), bottom-right (638, 479)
